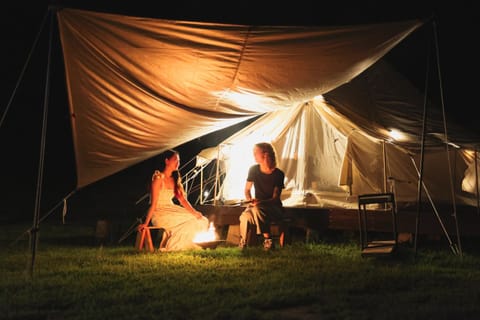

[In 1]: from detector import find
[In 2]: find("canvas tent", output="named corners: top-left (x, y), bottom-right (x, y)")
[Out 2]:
top-left (56, 8), bottom-right (433, 189)
top-left (195, 60), bottom-right (480, 209)
top-left (5, 7), bottom-right (480, 274)
top-left (55, 6), bottom-right (480, 213)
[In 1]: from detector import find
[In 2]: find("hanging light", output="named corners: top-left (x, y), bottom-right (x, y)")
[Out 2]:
top-left (388, 128), bottom-right (406, 141)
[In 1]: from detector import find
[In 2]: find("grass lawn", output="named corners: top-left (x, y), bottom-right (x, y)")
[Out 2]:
top-left (1, 222), bottom-right (480, 320)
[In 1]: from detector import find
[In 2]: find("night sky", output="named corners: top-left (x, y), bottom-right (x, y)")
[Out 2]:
top-left (1, 1), bottom-right (479, 223)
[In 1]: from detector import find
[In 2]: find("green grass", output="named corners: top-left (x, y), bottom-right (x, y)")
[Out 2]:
top-left (1, 223), bottom-right (480, 320)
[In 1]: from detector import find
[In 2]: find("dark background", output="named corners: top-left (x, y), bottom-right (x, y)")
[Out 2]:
top-left (1, 1), bottom-right (479, 226)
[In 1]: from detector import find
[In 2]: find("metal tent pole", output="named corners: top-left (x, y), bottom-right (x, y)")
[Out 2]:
top-left (413, 19), bottom-right (432, 259)
top-left (213, 145), bottom-right (222, 205)
top-left (29, 7), bottom-right (55, 278)
top-left (431, 18), bottom-right (462, 257)
top-left (475, 150), bottom-right (479, 215)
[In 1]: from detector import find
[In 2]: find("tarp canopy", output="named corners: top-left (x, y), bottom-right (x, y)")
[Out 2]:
top-left (57, 8), bottom-right (427, 189)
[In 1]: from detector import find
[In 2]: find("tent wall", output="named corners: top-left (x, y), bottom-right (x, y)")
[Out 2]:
top-left (197, 95), bottom-right (479, 209)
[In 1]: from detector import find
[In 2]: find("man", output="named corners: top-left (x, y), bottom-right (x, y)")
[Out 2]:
top-left (239, 142), bottom-right (285, 250)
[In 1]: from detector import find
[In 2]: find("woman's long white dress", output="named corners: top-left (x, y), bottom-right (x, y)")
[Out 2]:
top-left (150, 180), bottom-right (209, 251)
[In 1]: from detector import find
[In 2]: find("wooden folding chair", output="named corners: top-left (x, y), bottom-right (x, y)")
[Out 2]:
top-left (357, 193), bottom-right (397, 257)
top-left (135, 226), bottom-right (170, 252)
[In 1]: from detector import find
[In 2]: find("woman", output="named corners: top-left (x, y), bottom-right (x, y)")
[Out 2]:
top-left (239, 142), bottom-right (285, 250)
top-left (138, 149), bottom-right (209, 251)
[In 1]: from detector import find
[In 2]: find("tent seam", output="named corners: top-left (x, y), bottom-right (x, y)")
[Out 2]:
top-left (215, 26), bottom-right (253, 108)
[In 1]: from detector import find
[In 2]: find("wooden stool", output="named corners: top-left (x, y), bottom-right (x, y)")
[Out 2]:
top-left (135, 226), bottom-right (169, 252)
top-left (270, 218), bottom-right (291, 247)
top-left (246, 218), bottom-right (290, 247)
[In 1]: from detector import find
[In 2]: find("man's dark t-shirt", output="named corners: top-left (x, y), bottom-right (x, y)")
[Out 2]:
top-left (247, 165), bottom-right (284, 206)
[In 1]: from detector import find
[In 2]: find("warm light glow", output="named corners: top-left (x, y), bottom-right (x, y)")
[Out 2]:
top-left (220, 142), bottom-right (258, 200)
top-left (223, 91), bottom-right (264, 106)
top-left (213, 88), bottom-right (278, 112)
top-left (193, 222), bottom-right (217, 243)
top-left (464, 149), bottom-right (475, 157)
top-left (447, 142), bottom-right (460, 149)
top-left (388, 129), bottom-right (405, 141)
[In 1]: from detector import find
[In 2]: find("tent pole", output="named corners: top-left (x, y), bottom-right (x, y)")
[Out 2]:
top-left (10, 190), bottom-right (75, 247)
top-left (413, 21), bottom-right (433, 258)
top-left (414, 18), bottom-right (461, 257)
top-left (475, 149), bottom-right (479, 214)
top-left (0, 8), bottom-right (49, 129)
top-left (432, 18), bottom-right (462, 257)
top-left (29, 7), bottom-right (55, 278)
top-left (383, 140), bottom-right (387, 193)
top-left (200, 166), bottom-right (204, 204)
top-left (410, 158), bottom-right (458, 254)
top-left (213, 145), bottom-right (221, 205)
